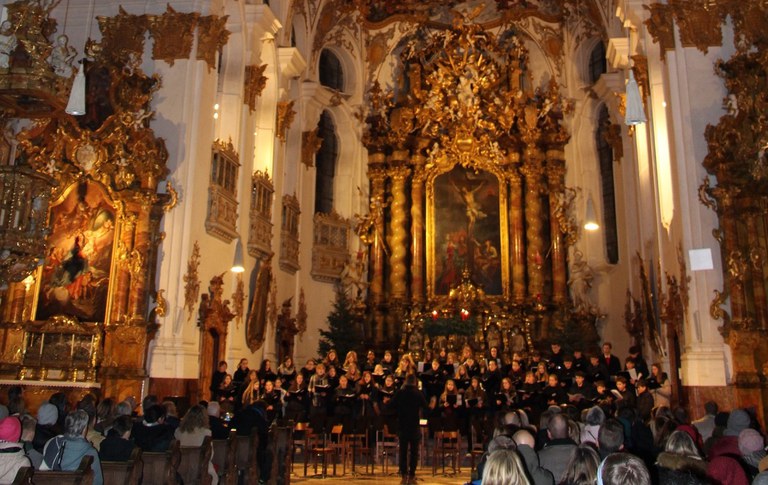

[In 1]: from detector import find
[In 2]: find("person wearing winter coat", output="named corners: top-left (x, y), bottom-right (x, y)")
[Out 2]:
top-left (41, 410), bottom-right (103, 485)
top-left (0, 416), bottom-right (31, 485)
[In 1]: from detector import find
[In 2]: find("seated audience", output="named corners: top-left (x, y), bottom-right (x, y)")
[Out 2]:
top-left (560, 443), bottom-right (600, 485)
top-left (99, 415), bottom-right (137, 462)
top-left (131, 404), bottom-right (174, 452)
top-left (174, 405), bottom-right (218, 485)
top-left (206, 401), bottom-right (230, 440)
top-left (655, 430), bottom-right (707, 480)
top-left (0, 416), bottom-right (31, 483)
top-left (600, 452), bottom-right (651, 485)
top-left (41, 409), bottom-right (103, 485)
top-left (482, 448), bottom-right (531, 485)
top-left (33, 402), bottom-right (60, 453)
top-left (538, 413), bottom-right (577, 483)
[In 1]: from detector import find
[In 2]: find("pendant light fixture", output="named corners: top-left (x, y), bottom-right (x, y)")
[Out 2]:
top-left (231, 238), bottom-right (245, 273)
top-left (584, 194), bottom-right (599, 231)
top-left (625, 28), bottom-right (646, 126)
top-left (65, 0), bottom-right (94, 116)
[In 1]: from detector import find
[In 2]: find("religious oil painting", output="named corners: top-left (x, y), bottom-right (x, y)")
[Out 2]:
top-left (36, 182), bottom-right (116, 322)
top-left (430, 165), bottom-right (507, 297)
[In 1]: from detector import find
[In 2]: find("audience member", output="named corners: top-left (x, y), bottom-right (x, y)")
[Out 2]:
top-left (511, 429), bottom-right (554, 485)
top-left (99, 415), bottom-right (137, 462)
top-left (655, 430), bottom-right (707, 479)
top-left (538, 413), bottom-right (577, 483)
top-left (33, 403), bottom-right (60, 453)
top-left (482, 448), bottom-right (531, 485)
top-left (131, 404), bottom-right (174, 452)
top-left (41, 410), bottom-right (103, 485)
top-left (560, 443), bottom-right (600, 485)
top-left (0, 416), bottom-right (31, 483)
top-left (600, 452), bottom-right (651, 485)
top-left (206, 401), bottom-right (230, 440)
top-left (174, 405), bottom-right (218, 485)
top-left (598, 419), bottom-right (625, 459)
top-left (691, 401), bottom-right (717, 441)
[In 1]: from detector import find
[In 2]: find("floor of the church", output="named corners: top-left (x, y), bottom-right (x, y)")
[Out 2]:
top-left (289, 463), bottom-right (472, 484)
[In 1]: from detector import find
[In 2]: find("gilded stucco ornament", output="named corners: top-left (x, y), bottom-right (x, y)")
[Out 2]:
top-left (301, 129), bottom-right (323, 169)
top-left (196, 15), bottom-right (230, 71)
top-left (276, 101), bottom-right (296, 143)
top-left (184, 241), bottom-right (201, 322)
top-left (148, 5), bottom-right (199, 66)
top-left (244, 64), bottom-right (268, 113)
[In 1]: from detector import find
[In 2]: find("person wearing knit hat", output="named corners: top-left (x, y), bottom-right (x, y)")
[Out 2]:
top-left (0, 416), bottom-right (31, 483)
top-left (33, 402), bottom-right (61, 454)
top-left (739, 428), bottom-right (766, 475)
top-left (709, 409), bottom-right (751, 461)
top-left (726, 409), bottom-right (751, 436)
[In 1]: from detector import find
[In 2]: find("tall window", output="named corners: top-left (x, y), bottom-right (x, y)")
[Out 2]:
top-left (319, 49), bottom-right (344, 92)
top-left (596, 105), bottom-right (619, 264)
top-left (589, 41), bottom-right (607, 84)
top-left (315, 111), bottom-right (338, 214)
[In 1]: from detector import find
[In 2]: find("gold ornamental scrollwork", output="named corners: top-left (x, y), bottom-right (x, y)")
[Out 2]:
top-left (276, 101), bottom-right (296, 143)
top-left (97, 7), bottom-right (149, 65)
top-left (153, 289), bottom-right (167, 318)
top-left (184, 241), bottom-right (201, 321)
top-left (148, 5), bottom-right (200, 66)
top-left (301, 129), bottom-right (323, 169)
top-left (643, 3), bottom-right (676, 57)
top-left (711, 289), bottom-right (731, 334)
top-left (231, 274), bottom-right (244, 329)
top-left (163, 182), bottom-right (178, 212)
top-left (244, 64), bottom-right (268, 113)
top-left (196, 15), bottom-right (230, 71)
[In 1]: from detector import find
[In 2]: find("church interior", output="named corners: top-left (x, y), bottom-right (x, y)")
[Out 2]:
top-left (0, 0), bottom-right (766, 439)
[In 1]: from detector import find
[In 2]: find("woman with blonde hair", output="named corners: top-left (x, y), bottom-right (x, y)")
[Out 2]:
top-left (560, 443), bottom-right (600, 485)
top-left (175, 405), bottom-right (218, 484)
top-left (482, 448), bottom-right (531, 485)
top-left (656, 430), bottom-right (707, 477)
top-left (241, 370), bottom-right (261, 406)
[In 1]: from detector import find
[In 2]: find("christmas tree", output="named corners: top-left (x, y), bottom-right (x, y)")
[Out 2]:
top-left (318, 286), bottom-right (363, 358)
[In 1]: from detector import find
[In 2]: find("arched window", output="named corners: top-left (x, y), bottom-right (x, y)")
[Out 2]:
top-left (596, 104), bottom-right (619, 264)
top-left (319, 49), bottom-right (344, 92)
top-left (315, 111), bottom-right (338, 214)
top-left (589, 42), bottom-right (607, 84)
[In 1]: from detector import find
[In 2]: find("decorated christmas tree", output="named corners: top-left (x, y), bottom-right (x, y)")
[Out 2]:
top-left (318, 286), bottom-right (363, 358)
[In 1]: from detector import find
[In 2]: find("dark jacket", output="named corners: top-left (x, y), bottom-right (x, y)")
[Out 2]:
top-left (517, 444), bottom-right (554, 485)
top-left (391, 383), bottom-right (427, 437)
top-left (538, 438), bottom-right (577, 483)
top-left (99, 430), bottom-right (136, 462)
top-left (130, 422), bottom-right (174, 452)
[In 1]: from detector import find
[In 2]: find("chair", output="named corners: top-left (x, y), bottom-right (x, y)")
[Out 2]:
top-left (178, 435), bottom-right (213, 485)
top-left (141, 440), bottom-right (181, 485)
top-left (11, 467), bottom-right (33, 485)
top-left (469, 425), bottom-right (485, 473)
top-left (101, 447), bottom-right (143, 485)
top-left (327, 424), bottom-right (345, 475)
top-left (28, 455), bottom-right (94, 485)
top-left (375, 426), bottom-right (399, 475)
top-left (343, 430), bottom-right (374, 475)
top-left (291, 422), bottom-right (312, 474)
top-left (235, 428), bottom-right (260, 485)
top-left (432, 430), bottom-right (461, 476)
top-left (212, 429), bottom-right (238, 485)
top-left (306, 427), bottom-right (335, 477)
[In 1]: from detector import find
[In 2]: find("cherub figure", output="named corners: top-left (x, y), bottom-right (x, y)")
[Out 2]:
top-left (0, 21), bottom-right (17, 69)
top-left (50, 34), bottom-right (77, 77)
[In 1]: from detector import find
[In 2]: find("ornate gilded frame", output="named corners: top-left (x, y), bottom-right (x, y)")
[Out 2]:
top-left (426, 158), bottom-right (510, 302)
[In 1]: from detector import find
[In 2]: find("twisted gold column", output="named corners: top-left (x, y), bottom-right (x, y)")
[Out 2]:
top-left (388, 164), bottom-right (411, 300)
top-left (411, 168), bottom-right (426, 303)
top-left (507, 155), bottom-right (526, 304)
top-left (547, 152), bottom-right (567, 304)
top-left (111, 213), bottom-right (137, 322)
top-left (368, 165), bottom-right (387, 308)
top-left (521, 153), bottom-right (546, 301)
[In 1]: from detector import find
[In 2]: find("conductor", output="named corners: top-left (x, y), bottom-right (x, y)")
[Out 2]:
top-left (392, 374), bottom-right (428, 484)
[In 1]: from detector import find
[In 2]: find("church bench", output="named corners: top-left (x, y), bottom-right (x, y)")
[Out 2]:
top-left (212, 429), bottom-right (238, 485)
top-left (178, 435), bottom-right (213, 485)
top-left (26, 455), bottom-right (94, 484)
top-left (101, 447), bottom-right (142, 485)
top-left (140, 439), bottom-right (180, 485)
top-left (235, 428), bottom-right (260, 485)
top-left (10, 467), bottom-right (33, 485)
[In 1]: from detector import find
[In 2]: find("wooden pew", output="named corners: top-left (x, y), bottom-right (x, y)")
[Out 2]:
top-left (235, 428), bottom-right (259, 485)
top-left (268, 421), bottom-right (294, 485)
top-left (101, 447), bottom-right (143, 485)
top-left (140, 439), bottom-right (180, 485)
top-left (29, 455), bottom-right (94, 485)
top-left (212, 429), bottom-right (238, 485)
top-left (178, 435), bottom-right (213, 485)
top-left (11, 467), bottom-right (33, 485)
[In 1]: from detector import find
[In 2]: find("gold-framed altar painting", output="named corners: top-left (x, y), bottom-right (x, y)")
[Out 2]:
top-left (35, 182), bottom-right (117, 323)
top-left (428, 165), bottom-right (509, 299)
